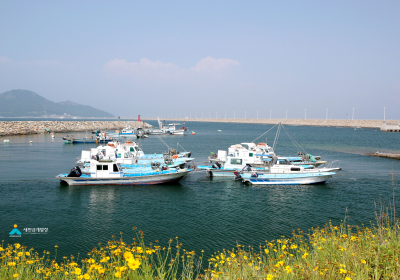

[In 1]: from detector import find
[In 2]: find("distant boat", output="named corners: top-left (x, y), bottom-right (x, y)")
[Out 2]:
top-left (218, 130), bottom-right (222, 132)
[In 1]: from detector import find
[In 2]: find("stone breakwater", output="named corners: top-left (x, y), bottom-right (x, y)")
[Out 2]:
top-left (0, 121), bottom-right (151, 136)
top-left (146, 118), bottom-right (391, 129)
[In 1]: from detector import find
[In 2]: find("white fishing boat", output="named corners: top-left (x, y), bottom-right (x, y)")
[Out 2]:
top-left (236, 156), bottom-right (340, 185)
top-left (56, 160), bottom-right (191, 185)
top-left (198, 142), bottom-right (324, 177)
top-left (75, 141), bottom-right (194, 167)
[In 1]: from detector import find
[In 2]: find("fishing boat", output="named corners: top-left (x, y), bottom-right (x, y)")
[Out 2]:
top-left (198, 142), bottom-right (324, 177)
top-left (75, 141), bottom-right (194, 168)
top-left (56, 160), bottom-right (191, 185)
top-left (145, 118), bottom-right (188, 135)
top-left (235, 156), bottom-right (340, 185)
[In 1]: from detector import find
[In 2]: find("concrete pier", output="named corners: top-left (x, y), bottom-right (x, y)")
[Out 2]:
top-left (145, 118), bottom-right (393, 129)
top-left (0, 121), bottom-right (151, 136)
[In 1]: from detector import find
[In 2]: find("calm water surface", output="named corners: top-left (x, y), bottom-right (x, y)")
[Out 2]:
top-left (1, 121), bottom-right (399, 259)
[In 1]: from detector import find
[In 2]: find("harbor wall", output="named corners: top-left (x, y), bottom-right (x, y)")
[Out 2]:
top-left (0, 121), bottom-right (150, 136)
top-left (145, 118), bottom-right (391, 129)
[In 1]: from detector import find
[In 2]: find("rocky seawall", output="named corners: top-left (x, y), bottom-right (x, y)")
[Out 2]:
top-left (146, 118), bottom-right (391, 129)
top-left (0, 121), bottom-right (151, 136)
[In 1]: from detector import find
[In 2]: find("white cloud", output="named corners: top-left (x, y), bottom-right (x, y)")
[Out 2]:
top-left (190, 56), bottom-right (240, 73)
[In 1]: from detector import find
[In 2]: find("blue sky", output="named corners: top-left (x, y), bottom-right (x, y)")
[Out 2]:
top-left (1, 1), bottom-right (399, 119)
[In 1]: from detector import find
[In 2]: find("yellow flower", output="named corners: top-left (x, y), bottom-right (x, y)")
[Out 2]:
top-left (345, 277), bottom-right (352, 280)
top-left (8, 262), bottom-right (16, 266)
top-left (290, 244), bottom-right (297, 249)
top-left (124, 251), bottom-right (133, 260)
top-left (13, 274), bottom-right (19, 278)
top-left (285, 266), bottom-right (292, 273)
top-left (282, 245), bottom-right (287, 250)
top-left (74, 267), bottom-right (82, 275)
top-left (26, 260), bottom-right (34, 264)
top-left (115, 271), bottom-right (122, 278)
top-left (25, 252), bottom-right (30, 256)
top-left (135, 247), bottom-right (143, 253)
top-left (69, 262), bottom-right (78, 267)
top-left (340, 269), bottom-right (347, 274)
top-left (83, 273), bottom-right (90, 279)
top-left (127, 258), bottom-right (141, 270)
top-left (266, 274), bottom-right (275, 280)
top-left (302, 252), bottom-right (309, 258)
top-left (100, 256), bottom-right (110, 263)
top-left (230, 252), bottom-right (236, 258)
top-left (17, 252), bottom-right (23, 257)
top-left (264, 249), bottom-right (269, 254)
top-left (65, 272), bottom-right (69, 276)
top-left (361, 259), bottom-right (366, 264)
top-left (15, 243), bottom-right (21, 249)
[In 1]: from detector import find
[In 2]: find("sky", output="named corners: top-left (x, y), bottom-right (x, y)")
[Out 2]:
top-left (1, 1), bottom-right (399, 119)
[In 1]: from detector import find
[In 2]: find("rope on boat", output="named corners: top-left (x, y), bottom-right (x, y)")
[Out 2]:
top-left (177, 142), bottom-right (187, 152)
top-left (251, 123), bottom-right (280, 143)
top-left (281, 124), bottom-right (308, 154)
top-left (155, 135), bottom-right (172, 150)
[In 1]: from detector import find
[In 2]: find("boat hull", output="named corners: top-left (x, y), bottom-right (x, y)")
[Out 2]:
top-left (241, 172), bottom-right (336, 185)
top-left (56, 170), bottom-right (189, 186)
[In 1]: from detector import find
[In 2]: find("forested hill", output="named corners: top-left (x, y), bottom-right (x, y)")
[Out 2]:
top-left (0, 90), bottom-right (114, 117)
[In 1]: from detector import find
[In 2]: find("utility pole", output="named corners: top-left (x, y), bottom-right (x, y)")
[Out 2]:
top-left (384, 107), bottom-right (386, 121)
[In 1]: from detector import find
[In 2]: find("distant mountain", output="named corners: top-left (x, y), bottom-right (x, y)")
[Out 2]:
top-left (0, 90), bottom-right (114, 117)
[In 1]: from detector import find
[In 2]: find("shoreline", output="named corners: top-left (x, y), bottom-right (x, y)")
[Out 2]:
top-left (0, 121), bottom-right (150, 136)
top-left (144, 118), bottom-right (391, 129)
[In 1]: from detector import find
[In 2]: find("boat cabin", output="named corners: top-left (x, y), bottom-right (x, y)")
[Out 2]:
top-left (89, 160), bottom-right (123, 178)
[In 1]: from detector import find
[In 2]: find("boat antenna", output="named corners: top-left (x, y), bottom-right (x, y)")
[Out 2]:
top-left (272, 123), bottom-right (282, 150)
top-left (281, 124), bottom-right (307, 154)
top-left (252, 123), bottom-right (280, 143)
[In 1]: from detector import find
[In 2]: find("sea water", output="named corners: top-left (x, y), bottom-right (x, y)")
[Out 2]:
top-left (1, 121), bottom-right (399, 259)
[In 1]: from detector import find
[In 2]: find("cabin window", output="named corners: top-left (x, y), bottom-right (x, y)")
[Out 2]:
top-left (96, 165), bottom-right (102, 170)
top-left (249, 153), bottom-right (253, 157)
top-left (230, 158), bottom-right (242, 165)
top-left (291, 167), bottom-right (301, 171)
top-left (113, 164), bottom-right (119, 172)
top-left (103, 165), bottom-right (108, 170)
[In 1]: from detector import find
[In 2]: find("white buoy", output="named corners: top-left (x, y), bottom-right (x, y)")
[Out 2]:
top-left (29, 141), bottom-right (33, 143)
top-left (4, 139), bottom-right (9, 143)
